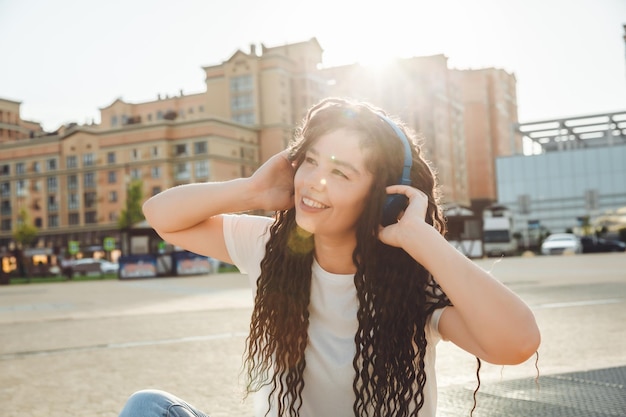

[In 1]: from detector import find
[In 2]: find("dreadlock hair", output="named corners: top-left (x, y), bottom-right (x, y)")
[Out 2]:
top-left (243, 97), bottom-right (451, 416)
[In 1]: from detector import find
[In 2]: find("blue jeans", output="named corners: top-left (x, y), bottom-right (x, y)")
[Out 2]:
top-left (119, 390), bottom-right (210, 417)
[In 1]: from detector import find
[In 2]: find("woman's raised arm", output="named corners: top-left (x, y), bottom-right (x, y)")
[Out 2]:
top-left (379, 185), bottom-right (541, 365)
top-left (142, 151), bottom-right (295, 261)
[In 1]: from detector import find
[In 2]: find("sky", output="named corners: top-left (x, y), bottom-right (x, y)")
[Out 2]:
top-left (1, 0), bottom-right (625, 132)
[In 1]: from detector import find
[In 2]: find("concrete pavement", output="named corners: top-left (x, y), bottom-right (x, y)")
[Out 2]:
top-left (1, 253), bottom-right (625, 416)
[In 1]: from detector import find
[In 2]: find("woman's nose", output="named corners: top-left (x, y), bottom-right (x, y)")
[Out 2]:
top-left (305, 168), bottom-right (327, 190)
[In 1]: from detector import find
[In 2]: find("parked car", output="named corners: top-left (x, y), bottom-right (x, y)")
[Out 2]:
top-left (541, 233), bottom-right (582, 255)
top-left (581, 236), bottom-right (626, 253)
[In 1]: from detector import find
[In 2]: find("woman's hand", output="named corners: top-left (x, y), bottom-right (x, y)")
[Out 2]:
top-left (249, 150), bottom-right (296, 211)
top-left (378, 185), bottom-right (430, 249)
top-left (379, 186), bottom-right (540, 365)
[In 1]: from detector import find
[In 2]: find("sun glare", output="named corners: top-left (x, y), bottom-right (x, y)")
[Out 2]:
top-left (316, 1), bottom-right (497, 72)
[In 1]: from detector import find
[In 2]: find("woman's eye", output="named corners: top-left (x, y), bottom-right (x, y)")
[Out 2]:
top-left (333, 169), bottom-right (348, 179)
top-left (304, 156), bottom-right (317, 165)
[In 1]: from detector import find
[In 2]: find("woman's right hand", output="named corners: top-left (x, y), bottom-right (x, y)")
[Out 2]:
top-left (248, 150), bottom-right (295, 211)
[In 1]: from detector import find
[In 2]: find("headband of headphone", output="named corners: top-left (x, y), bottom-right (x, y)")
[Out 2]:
top-left (376, 114), bottom-right (412, 185)
top-left (376, 114), bottom-right (413, 226)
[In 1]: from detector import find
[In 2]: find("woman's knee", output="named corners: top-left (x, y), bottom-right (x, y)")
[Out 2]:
top-left (119, 389), bottom-right (173, 417)
top-left (119, 389), bottom-right (208, 417)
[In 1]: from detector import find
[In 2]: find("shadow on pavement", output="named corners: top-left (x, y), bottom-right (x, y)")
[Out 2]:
top-left (438, 366), bottom-right (626, 417)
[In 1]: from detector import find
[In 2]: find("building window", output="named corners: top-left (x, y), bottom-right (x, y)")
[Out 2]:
top-left (67, 175), bottom-right (78, 190)
top-left (195, 160), bottom-right (209, 179)
top-left (16, 180), bottom-right (27, 196)
top-left (231, 94), bottom-right (254, 110)
top-left (175, 162), bottom-right (190, 180)
top-left (175, 144), bottom-right (187, 156)
top-left (152, 146), bottom-right (159, 157)
top-left (46, 158), bottom-right (57, 171)
top-left (16, 162), bottom-right (25, 175)
top-left (130, 168), bottom-right (141, 180)
top-left (198, 105), bottom-right (204, 112)
top-left (109, 212), bottom-right (119, 221)
top-left (111, 115), bottom-right (118, 127)
top-left (194, 141), bottom-right (207, 154)
top-left (157, 111), bottom-right (163, 120)
top-left (68, 213), bottom-right (80, 225)
top-left (230, 75), bottom-right (253, 92)
top-left (1, 164), bottom-right (10, 176)
top-left (48, 214), bottom-right (59, 228)
top-left (85, 211), bottom-right (97, 224)
top-left (48, 195), bottom-right (58, 212)
top-left (131, 149), bottom-right (139, 160)
top-left (68, 193), bottom-right (79, 210)
top-left (1, 219), bottom-right (11, 231)
top-left (0, 182), bottom-right (9, 197)
top-left (47, 177), bottom-right (58, 192)
top-left (83, 153), bottom-right (94, 166)
top-left (84, 172), bottom-right (95, 188)
top-left (107, 152), bottom-right (116, 164)
top-left (1, 200), bottom-right (10, 216)
top-left (66, 155), bottom-right (77, 169)
top-left (84, 192), bottom-right (96, 208)
top-left (109, 190), bottom-right (117, 202)
top-left (34, 217), bottom-right (42, 227)
top-left (151, 186), bottom-right (161, 196)
top-left (33, 161), bottom-right (40, 173)
top-left (108, 171), bottom-right (117, 184)
top-left (151, 166), bottom-right (161, 179)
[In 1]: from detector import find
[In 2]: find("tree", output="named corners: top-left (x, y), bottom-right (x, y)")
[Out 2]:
top-left (118, 179), bottom-right (145, 229)
top-left (12, 208), bottom-right (39, 278)
top-left (13, 208), bottom-right (38, 247)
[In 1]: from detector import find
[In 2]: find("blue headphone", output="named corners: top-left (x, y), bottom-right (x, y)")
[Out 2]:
top-left (377, 114), bottom-right (412, 226)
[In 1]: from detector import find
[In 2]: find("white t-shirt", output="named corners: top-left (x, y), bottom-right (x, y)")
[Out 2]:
top-left (223, 214), bottom-right (444, 417)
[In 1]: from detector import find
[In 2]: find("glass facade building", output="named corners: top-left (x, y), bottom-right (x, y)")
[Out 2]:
top-left (496, 143), bottom-right (626, 235)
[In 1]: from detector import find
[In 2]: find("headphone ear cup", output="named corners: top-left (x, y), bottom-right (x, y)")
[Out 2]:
top-left (381, 194), bottom-right (409, 226)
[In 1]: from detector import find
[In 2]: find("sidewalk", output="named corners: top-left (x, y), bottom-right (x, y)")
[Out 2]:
top-left (1, 254), bottom-right (625, 416)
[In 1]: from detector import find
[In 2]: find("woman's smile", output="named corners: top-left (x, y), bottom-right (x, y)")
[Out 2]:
top-left (301, 196), bottom-right (329, 209)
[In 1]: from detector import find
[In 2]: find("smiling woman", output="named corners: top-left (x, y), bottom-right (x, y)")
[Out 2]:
top-left (120, 97), bottom-right (540, 417)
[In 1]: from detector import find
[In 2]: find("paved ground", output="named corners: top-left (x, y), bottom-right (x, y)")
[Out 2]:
top-left (1, 252), bottom-right (625, 416)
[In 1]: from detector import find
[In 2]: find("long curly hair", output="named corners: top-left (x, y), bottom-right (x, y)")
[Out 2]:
top-left (243, 97), bottom-right (451, 416)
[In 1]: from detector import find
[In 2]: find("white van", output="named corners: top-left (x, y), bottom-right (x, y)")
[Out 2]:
top-left (483, 216), bottom-right (517, 256)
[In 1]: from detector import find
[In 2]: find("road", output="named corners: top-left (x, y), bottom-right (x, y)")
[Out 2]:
top-left (0, 252), bottom-right (624, 416)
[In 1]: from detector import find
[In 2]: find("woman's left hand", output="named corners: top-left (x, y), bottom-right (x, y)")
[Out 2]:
top-left (377, 185), bottom-right (430, 249)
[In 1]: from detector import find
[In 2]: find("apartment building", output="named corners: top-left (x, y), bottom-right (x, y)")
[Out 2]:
top-left (321, 55), bottom-right (471, 206)
top-left (453, 68), bottom-right (522, 212)
top-left (0, 37), bottom-right (518, 256)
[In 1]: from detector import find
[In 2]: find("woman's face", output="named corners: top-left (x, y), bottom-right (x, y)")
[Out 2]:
top-left (294, 128), bottom-right (374, 240)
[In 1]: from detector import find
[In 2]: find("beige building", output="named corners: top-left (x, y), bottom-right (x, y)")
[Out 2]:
top-left (0, 98), bottom-right (44, 142)
top-left (0, 37), bottom-right (519, 256)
